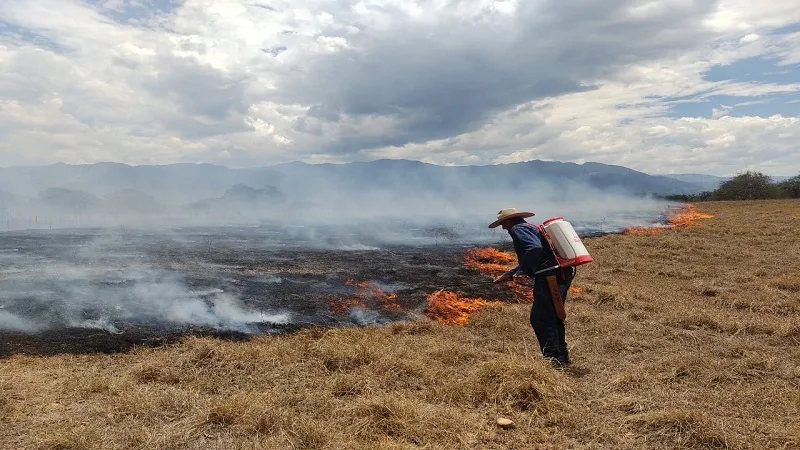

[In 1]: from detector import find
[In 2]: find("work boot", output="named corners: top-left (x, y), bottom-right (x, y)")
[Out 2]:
top-left (550, 357), bottom-right (569, 369)
top-left (548, 351), bottom-right (570, 369)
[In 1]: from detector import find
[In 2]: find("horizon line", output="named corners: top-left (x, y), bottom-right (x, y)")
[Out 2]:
top-left (0, 158), bottom-right (792, 178)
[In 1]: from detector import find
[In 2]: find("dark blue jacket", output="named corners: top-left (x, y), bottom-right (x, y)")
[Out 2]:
top-left (504, 221), bottom-right (558, 278)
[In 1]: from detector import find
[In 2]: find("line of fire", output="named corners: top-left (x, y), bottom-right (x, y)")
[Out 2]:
top-left (334, 205), bottom-right (714, 327)
top-left (0, 204), bottom-right (713, 356)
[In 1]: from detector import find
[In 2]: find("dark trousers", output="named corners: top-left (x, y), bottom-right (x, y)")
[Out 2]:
top-left (530, 268), bottom-right (575, 363)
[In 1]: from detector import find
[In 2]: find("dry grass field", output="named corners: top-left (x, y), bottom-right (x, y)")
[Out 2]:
top-left (1, 200), bottom-right (798, 449)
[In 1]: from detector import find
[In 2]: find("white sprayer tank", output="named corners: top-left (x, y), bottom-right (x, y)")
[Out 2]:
top-left (540, 217), bottom-right (594, 267)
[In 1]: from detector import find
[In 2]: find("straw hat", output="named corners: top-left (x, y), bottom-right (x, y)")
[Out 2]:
top-left (488, 208), bottom-right (535, 228)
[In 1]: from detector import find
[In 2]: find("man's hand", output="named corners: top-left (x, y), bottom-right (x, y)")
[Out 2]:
top-left (493, 272), bottom-right (513, 284)
top-left (512, 273), bottom-right (530, 285)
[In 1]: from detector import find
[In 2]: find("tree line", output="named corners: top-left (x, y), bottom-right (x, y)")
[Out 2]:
top-left (662, 171), bottom-right (800, 202)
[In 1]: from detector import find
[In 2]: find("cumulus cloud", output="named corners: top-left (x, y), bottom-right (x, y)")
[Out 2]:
top-left (0, 0), bottom-right (799, 174)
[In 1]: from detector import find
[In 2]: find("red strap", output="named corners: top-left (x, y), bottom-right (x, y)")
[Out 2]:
top-left (521, 222), bottom-right (545, 234)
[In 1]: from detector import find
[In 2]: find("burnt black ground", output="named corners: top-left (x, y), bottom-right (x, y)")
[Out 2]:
top-left (0, 211), bottom-right (642, 359)
top-left (0, 226), bottom-right (524, 358)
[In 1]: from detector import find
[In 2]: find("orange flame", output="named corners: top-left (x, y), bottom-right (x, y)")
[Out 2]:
top-left (328, 298), bottom-right (362, 315)
top-left (427, 246), bottom-right (586, 325)
top-left (624, 205), bottom-right (713, 235)
top-left (346, 279), bottom-right (402, 310)
top-left (463, 247), bottom-right (531, 303)
top-left (328, 280), bottom-right (402, 314)
top-left (424, 290), bottom-right (492, 326)
top-left (464, 247), bottom-right (517, 274)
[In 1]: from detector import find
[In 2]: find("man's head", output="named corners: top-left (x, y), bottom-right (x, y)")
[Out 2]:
top-left (488, 208), bottom-right (535, 229)
top-left (499, 218), bottom-right (524, 230)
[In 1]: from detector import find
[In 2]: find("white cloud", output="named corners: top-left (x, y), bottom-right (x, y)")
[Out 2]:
top-left (0, 0), bottom-right (798, 175)
top-left (740, 33), bottom-right (760, 43)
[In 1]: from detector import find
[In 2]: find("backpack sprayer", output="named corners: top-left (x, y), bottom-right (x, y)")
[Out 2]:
top-left (532, 217), bottom-right (594, 275)
top-left (530, 217), bottom-right (594, 321)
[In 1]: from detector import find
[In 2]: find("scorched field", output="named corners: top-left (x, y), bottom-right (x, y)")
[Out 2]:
top-left (1, 200), bottom-right (798, 449)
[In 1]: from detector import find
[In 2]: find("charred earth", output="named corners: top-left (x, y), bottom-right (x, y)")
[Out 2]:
top-left (0, 225), bottom-right (525, 358)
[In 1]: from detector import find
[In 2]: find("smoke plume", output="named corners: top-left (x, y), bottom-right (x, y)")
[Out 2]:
top-left (0, 236), bottom-right (291, 334)
top-left (0, 161), bottom-right (676, 335)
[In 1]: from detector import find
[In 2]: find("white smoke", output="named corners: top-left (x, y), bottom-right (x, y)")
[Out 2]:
top-left (0, 243), bottom-right (291, 334)
top-left (0, 162), bottom-right (674, 244)
top-left (348, 307), bottom-right (384, 326)
top-left (0, 310), bottom-right (40, 332)
top-left (0, 162), bottom-right (677, 335)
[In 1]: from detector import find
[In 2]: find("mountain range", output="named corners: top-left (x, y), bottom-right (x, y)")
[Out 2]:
top-left (0, 159), bottom-right (704, 199)
top-left (0, 159), bottom-right (745, 226)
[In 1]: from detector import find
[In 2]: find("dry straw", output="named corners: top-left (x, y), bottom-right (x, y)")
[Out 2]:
top-left (1, 199), bottom-right (798, 449)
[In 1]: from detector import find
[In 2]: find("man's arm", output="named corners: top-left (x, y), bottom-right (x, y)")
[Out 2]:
top-left (493, 265), bottom-right (520, 283)
top-left (493, 224), bottom-right (546, 283)
top-left (511, 225), bottom-right (544, 275)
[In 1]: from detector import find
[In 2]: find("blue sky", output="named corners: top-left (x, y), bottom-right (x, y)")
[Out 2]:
top-left (666, 51), bottom-right (800, 119)
top-left (0, 0), bottom-right (799, 176)
top-left (86, 0), bottom-right (182, 22)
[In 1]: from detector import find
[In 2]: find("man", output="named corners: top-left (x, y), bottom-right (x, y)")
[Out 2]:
top-left (489, 208), bottom-right (576, 368)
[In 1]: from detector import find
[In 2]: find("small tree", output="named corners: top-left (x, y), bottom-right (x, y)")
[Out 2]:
top-left (777, 174), bottom-right (800, 199)
top-left (713, 171), bottom-right (781, 200)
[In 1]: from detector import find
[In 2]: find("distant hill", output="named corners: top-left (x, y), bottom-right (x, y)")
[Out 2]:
top-left (0, 159), bottom-right (703, 208)
top-left (661, 174), bottom-right (729, 192)
top-left (0, 160), bottom-right (715, 228)
top-left (102, 190), bottom-right (165, 215)
top-left (0, 189), bottom-right (25, 214)
top-left (190, 184), bottom-right (286, 213)
top-left (38, 188), bottom-right (100, 212)
top-left (0, 162), bottom-right (244, 204)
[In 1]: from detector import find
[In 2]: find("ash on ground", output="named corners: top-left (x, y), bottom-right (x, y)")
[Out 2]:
top-left (0, 226), bottom-right (521, 357)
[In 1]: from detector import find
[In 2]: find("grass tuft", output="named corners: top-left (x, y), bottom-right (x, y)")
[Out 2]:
top-left (771, 277), bottom-right (800, 292)
top-left (0, 397), bottom-right (9, 420)
top-left (348, 397), bottom-right (462, 446)
top-left (627, 410), bottom-right (734, 449)
top-left (469, 355), bottom-right (564, 412)
top-left (310, 331), bottom-right (380, 372)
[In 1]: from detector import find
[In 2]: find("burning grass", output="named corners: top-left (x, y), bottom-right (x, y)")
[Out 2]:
top-left (424, 247), bottom-right (532, 325)
top-left (463, 247), bottom-right (533, 304)
top-left (624, 204), bottom-right (714, 234)
top-left (328, 280), bottom-right (402, 315)
top-left (424, 290), bottom-right (493, 325)
top-left (464, 247), bottom-right (517, 273)
top-left (2, 199), bottom-right (800, 449)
